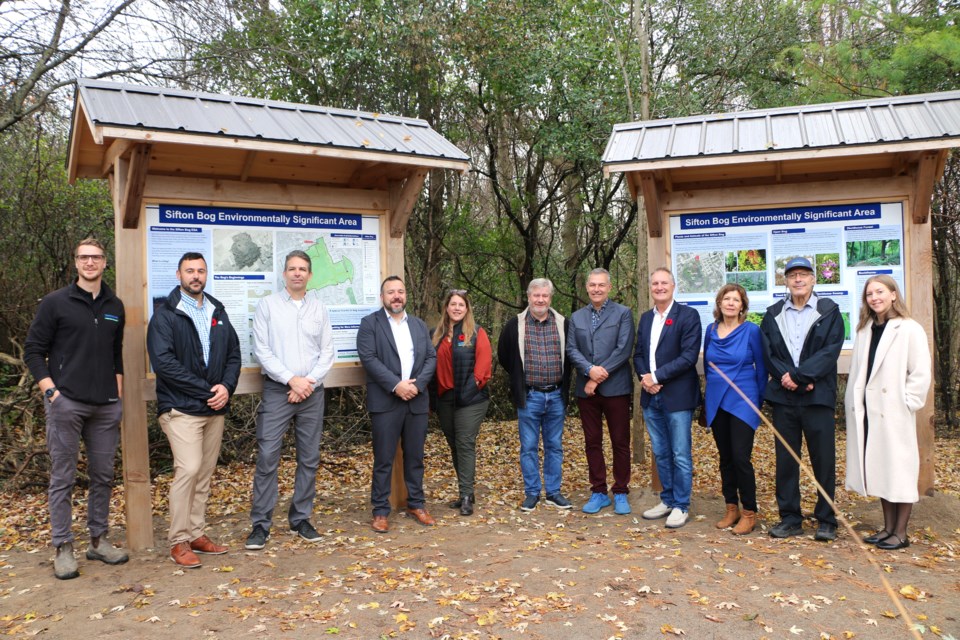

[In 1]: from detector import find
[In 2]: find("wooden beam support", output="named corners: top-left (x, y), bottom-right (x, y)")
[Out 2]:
top-left (122, 144), bottom-right (151, 229)
top-left (625, 173), bottom-right (639, 201)
top-left (113, 177), bottom-right (154, 551)
top-left (389, 170), bottom-right (427, 238)
top-left (239, 150), bottom-right (257, 182)
top-left (660, 170), bottom-right (673, 192)
top-left (100, 139), bottom-right (136, 178)
top-left (912, 151), bottom-right (939, 223)
top-left (893, 153), bottom-right (908, 176)
top-left (639, 173), bottom-right (663, 238)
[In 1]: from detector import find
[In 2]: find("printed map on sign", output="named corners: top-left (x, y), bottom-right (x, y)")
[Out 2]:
top-left (275, 232), bottom-right (364, 305)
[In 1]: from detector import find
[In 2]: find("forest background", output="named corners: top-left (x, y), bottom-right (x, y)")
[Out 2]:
top-left (1, 0), bottom-right (960, 488)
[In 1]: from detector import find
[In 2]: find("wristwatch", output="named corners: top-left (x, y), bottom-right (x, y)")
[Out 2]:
top-left (44, 387), bottom-right (56, 400)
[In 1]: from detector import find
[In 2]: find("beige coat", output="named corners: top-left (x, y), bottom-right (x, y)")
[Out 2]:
top-left (844, 317), bottom-right (931, 503)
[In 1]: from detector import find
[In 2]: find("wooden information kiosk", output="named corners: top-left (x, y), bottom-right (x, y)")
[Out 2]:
top-left (67, 80), bottom-right (469, 550)
top-left (603, 91), bottom-right (960, 496)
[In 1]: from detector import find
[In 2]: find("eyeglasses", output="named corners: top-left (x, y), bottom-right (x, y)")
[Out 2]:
top-left (76, 254), bottom-right (105, 263)
top-left (785, 271), bottom-right (812, 280)
top-left (448, 289), bottom-right (467, 295)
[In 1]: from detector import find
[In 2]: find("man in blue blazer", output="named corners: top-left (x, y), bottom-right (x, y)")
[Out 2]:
top-left (567, 268), bottom-right (635, 515)
top-left (357, 276), bottom-right (437, 534)
top-left (633, 268), bottom-right (702, 528)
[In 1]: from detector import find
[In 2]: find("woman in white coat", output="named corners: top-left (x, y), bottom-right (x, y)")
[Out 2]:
top-left (845, 275), bottom-right (931, 550)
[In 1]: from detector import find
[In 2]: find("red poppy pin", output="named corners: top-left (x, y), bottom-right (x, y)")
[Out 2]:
top-left (211, 318), bottom-right (218, 327)
top-left (458, 334), bottom-right (465, 341)
top-left (665, 319), bottom-right (673, 326)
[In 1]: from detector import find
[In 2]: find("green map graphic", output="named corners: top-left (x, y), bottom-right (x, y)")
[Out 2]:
top-left (305, 239), bottom-right (356, 303)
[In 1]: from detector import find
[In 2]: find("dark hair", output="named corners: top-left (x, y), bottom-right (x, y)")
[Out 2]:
top-left (712, 283), bottom-right (749, 322)
top-left (178, 252), bottom-right (206, 270)
top-left (285, 250), bottom-right (312, 272)
top-left (380, 275), bottom-right (403, 294)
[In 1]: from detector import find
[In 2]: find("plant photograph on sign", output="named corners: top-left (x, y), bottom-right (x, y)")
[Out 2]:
top-left (726, 271), bottom-right (767, 292)
top-left (773, 254), bottom-right (814, 286)
top-left (815, 252), bottom-right (841, 285)
top-left (846, 238), bottom-right (901, 266)
top-left (677, 251), bottom-right (725, 293)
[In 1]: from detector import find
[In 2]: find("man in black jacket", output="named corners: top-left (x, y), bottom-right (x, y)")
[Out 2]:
top-left (24, 238), bottom-right (128, 580)
top-left (761, 257), bottom-right (844, 541)
top-left (147, 252), bottom-right (240, 568)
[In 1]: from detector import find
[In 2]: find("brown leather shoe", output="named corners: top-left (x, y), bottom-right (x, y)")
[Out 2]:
top-left (170, 541), bottom-right (201, 568)
top-left (406, 507), bottom-right (436, 526)
top-left (716, 504), bottom-right (740, 529)
top-left (190, 534), bottom-right (228, 555)
top-left (371, 515), bottom-right (389, 533)
top-left (732, 509), bottom-right (756, 536)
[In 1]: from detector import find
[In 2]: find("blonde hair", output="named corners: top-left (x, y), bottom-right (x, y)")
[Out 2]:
top-left (856, 275), bottom-right (910, 331)
top-left (432, 290), bottom-right (477, 347)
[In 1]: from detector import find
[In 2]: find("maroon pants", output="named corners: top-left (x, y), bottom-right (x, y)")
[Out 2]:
top-left (577, 394), bottom-right (631, 494)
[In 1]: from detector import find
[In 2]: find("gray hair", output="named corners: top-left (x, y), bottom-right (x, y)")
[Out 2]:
top-left (527, 278), bottom-right (555, 295)
top-left (588, 268), bottom-right (611, 282)
top-left (650, 267), bottom-right (675, 284)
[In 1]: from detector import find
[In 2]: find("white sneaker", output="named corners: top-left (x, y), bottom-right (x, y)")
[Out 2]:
top-left (642, 501), bottom-right (671, 520)
top-left (665, 508), bottom-right (689, 528)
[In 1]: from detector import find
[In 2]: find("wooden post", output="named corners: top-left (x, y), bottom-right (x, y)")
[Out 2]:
top-left (907, 195), bottom-right (937, 496)
top-left (111, 159), bottom-right (155, 550)
top-left (385, 192), bottom-right (409, 510)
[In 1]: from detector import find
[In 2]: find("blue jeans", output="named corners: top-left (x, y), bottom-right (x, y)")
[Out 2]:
top-left (517, 388), bottom-right (565, 496)
top-left (642, 394), bottom-right (693, 511)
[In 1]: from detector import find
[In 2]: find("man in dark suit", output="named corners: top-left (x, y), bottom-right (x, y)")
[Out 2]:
top-left (567, 268), bottom-right (635, 515)
top-left (357, 276), bottom-right (437, 533)
top-left (633, 267), bottom-right (702, 529)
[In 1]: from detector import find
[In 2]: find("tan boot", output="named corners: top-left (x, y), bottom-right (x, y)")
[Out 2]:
top-left (732, 509), bottom-right (756, 535)
top-left (716, 504), bottom-right (740, 529)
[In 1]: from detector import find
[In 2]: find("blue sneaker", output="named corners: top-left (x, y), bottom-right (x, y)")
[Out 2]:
top-left (613, 493), bottom-right (631, 515)
top-left (582, 492), bottom-right (612, 514)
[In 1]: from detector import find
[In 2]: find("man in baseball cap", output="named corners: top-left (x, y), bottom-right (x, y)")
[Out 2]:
top-left (760, 256), bottom-right (844, 541)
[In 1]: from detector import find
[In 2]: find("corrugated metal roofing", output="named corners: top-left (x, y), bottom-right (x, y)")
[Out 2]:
top-left (603, 91), bottom-right (960, 167)
top-left (76, 79), bottom-right (469, 163)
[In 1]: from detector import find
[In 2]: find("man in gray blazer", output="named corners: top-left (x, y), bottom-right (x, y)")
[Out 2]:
top-left (357, 276), bottom-right (437, 533)
top-left (566, 268), bottom-right (636, 515)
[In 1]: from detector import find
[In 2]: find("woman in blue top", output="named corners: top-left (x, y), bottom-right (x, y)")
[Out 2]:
top-left (703, 283), bottom-right (767, 535)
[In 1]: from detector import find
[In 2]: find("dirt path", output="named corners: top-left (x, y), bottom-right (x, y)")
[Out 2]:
top-left (2, 424), bottom-right (959, 639)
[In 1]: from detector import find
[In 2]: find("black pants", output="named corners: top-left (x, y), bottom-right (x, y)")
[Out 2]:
top-left (711, 408), bottom-right (757, 511)
top-left (370, 405), bottom-right (427, 516)
top-left (772, 403), bottom-right (837, 526)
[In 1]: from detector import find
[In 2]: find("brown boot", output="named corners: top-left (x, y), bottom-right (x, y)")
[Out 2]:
top-left (716, 504), bottom-right (740, 529)
top-left (732, 509), bottom-right (756, 535)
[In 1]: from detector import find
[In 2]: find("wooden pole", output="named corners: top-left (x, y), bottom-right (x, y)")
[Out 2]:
top-left (111, 160), bottom-right (155, 550)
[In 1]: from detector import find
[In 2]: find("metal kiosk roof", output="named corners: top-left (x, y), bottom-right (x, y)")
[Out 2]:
top-left (602, 91), bottom-right (960, 236)
top-left (68, 79), bottom-right (469, 230)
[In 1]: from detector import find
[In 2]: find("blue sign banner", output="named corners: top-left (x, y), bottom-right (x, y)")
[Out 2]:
top-left (159, 204), bottom-right (362, 230)
top-left (678, 203), bottom-right (881, 231)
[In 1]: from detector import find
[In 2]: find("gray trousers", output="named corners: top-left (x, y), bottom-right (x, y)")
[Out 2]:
top-left (436, 393), bottom-right (488, 497)
top-left (251, 379), bottom-right (325, 530)
top-left (45, 395), bottom-right (122, 547)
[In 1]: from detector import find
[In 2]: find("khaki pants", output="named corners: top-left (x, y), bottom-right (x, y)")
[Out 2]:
top-left (159, 409), bottom-right (225, 545)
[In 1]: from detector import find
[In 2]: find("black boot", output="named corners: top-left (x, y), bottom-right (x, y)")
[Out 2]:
top-left (459, 494), bottom-right (474, 516)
